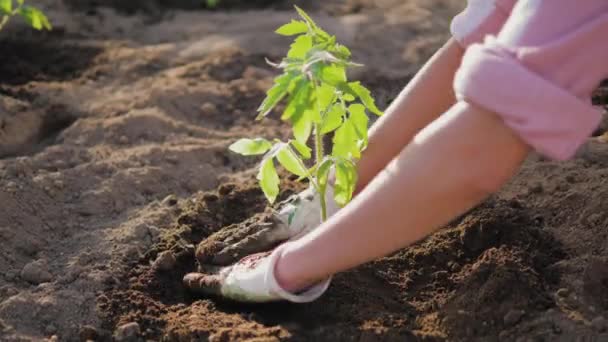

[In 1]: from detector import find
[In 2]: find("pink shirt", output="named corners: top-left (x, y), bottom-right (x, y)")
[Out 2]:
top-left (451, 0), bottom-right (608, 160)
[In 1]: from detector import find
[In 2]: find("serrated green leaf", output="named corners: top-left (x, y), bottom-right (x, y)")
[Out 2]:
top-left (317, 64), bottom-right (346, 87)
top-left (19, 6), bottom-right (40, 30)
top-left (315, 83), bottom-right (335, 112)
top-left (292, 109), bottom-right (313, 144)
top-left (39, 10), bottom-right (51, 30)
top-left (257, 72), bottom-right (296, 119)
top-left (258, 158), bottom-right (280, 204)
top-left (347, 82), bottom-right (383, 116)
top-left (294, 5), bottom-right (318, 30)
top-left (229, 138), bottom-right (272, 156)
top-left (333, 159), bottom-right (357, 207)
top-left (0, 0), bottom-right (12, 15)
top-left (19, 6), bottom-right (50, 30)
top-left (334, 44), bottom-right (351, 59)
top-left (332, 118), bottom-right (360, 159)
top-left (294, 5), bottom-right (330, 41)
top-left (276, 147), bottom-right (307, 177)
top-left (287, 34), bottom-right (313, 59)
top-left (290, 140), bottom-right (311, 159)
top-left (342, 93), bottom-right (355, 102)
top-left (348, 103), bottom-right (369, 146)
top-left (320, 104), bottom-right (344, 134)
top-left (282, 79), bottom-right (310, 120)
top-left (276, 20), bottom-right (308, 36)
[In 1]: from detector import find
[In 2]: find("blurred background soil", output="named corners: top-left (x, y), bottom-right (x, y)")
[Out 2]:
top-left (1, 0), bottom-right (607, 340)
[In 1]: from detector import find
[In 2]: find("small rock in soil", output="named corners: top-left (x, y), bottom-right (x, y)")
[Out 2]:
top-left (201, 102), bottom-right (217, 115)
top-left (556, 288), bottom-right (569, 297)
top-left (153, 251), bottom-right (176, 272)
top-left (45, 324), bottom-right (57, 335)
top-left (79, 325), bottom-right (99, 341)
top-left (114, 322), bottom-right (140, 342)
top-left (503, 309), bottom-right (525, 326)
top-left (20, 260), bottom-right (53, 284)
top-left (591, 316), bottom-right (606, 332)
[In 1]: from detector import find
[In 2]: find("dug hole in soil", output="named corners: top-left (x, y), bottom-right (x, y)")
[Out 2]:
top-left (1, 0), bottom-right (608, 341)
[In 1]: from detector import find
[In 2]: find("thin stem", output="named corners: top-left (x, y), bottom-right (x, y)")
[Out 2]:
top-left (0, 15), bottom-right (10, 31)
top-left (314, 122), bottom-right (327, 221)
top-left (311, 80), bottom-right (328, 222)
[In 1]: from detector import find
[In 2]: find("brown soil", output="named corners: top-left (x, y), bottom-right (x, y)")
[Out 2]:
top-left (2, 0), bottom-right (608, 341)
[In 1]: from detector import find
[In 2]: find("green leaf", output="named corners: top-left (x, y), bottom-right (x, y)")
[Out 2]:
top-left (19, 6), bottom-right (51, 30)
top-left (347, 82), bottom-right (383, 116)
top-left (342, 93), bottom-right (355, 102)
top-left (206, 0), bottom-right (219, 8)
top-left (290, 140), bottom-right (311, 159)
top-left (316, 157), bottom-right (334, 196)
top-left (257, 158), bottom-right (280, 204)
top-left (294, 5), bottom-right (330, 41)
top-left (282, 79), bottom-right (310, 120)
top-left (276, 147), bottom-right (307, 177)
top-left (294, 5), bottom-right (318, 30)
top-left (334, 44), bottom-right (351, 59)
top-left (333, 159), bottom-right (358, 207)
top-left (292, 109), bottom-right (313, 144)
top-left (315, 83), bottom-right (335, 113)
top-left (287, 34), bottom-right (313, 59)
top-left (257, 72), bottom-right (296, 119)
top-left (332, 118), bottom-right (360, 159)
top-left (276, 20), bottom-right (308, 36)
top-left (320, 104), bottom-right (344, 134)
top-left (317, 64), bottom-right (346, 87)
top-left (348, 103), bottom-right (369, 146)
top-left (229, 138), bottom-right (273, 156)
top-left (0, 0), bottom-right (12, 15)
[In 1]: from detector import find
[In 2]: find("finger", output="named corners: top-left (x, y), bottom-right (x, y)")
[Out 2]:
top-left (195, 215), bottom-right (272, 263)
top-left (212, 225), bottom-right (290, 265)
top-left (183, 272), bottom-right (224, 296)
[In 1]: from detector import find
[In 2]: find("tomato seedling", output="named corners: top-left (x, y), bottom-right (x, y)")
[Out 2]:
top-left (0, 0), bottom-right (51, 32)
top-left (229, 6), bottom-right (382, 221)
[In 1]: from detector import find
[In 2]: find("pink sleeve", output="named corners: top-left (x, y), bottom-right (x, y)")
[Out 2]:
top-left (454, 0), bottom-right (608, 160)
top-left (450, 0), bottom-right (518, 48)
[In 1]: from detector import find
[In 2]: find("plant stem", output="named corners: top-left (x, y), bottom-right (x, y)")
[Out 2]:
top-left (313, 123), bottom-right (328, 222)
top-left (0, 15), bottom-right (9, 31)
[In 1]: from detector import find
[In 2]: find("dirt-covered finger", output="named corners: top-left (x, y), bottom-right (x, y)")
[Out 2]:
top-left (211, 226), bottom-right (291, 265)
top-left (195, 214), bottom-right (288, 265)
top-left (183, 272), bottom-right (225, 296)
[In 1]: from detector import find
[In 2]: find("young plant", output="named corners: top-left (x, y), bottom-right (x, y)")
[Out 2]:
top-left (229, 6), bottom-right (382, 222)
top-left (0, 0), bottom-right (52, 32)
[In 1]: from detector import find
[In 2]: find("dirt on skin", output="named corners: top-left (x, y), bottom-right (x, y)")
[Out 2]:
top-left (1, 0), bottom-right (608, 341)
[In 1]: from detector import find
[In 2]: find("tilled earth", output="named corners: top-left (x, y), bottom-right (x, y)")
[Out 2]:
top-left (1, 0), bottom-right (608, 341)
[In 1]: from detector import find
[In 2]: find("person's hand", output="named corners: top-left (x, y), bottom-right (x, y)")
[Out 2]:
top-left (183, 244), bottom-right (331, 303)
top-left (183, 186), bottom-right (338, 302)
top-left (194, 185), bottom-right (339, 266)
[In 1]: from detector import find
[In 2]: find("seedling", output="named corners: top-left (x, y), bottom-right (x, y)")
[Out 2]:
top-left (0, 0), bottom-right (51, 32)
top-left (229, 7), bottom-right (382, 221)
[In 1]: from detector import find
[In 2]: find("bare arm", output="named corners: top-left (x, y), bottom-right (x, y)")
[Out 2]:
top-left (276, 102), bottom-right (530, 290)
top-left (355, 39), bottom-right (465, 192)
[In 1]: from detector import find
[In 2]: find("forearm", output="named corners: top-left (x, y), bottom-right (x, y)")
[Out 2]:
top-left (276, 102), bottom-right (530, 290)
top-left (355, 38), bottom-right (464, 193)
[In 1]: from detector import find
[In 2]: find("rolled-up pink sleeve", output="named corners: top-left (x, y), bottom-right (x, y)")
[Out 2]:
top-left (450, 0), bottom-right (517, 48)
top-left (453, 0), bottom-right (608, 160)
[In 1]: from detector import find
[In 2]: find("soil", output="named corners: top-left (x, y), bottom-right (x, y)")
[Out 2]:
top-left (1, 0), bottom-right (608, 341)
